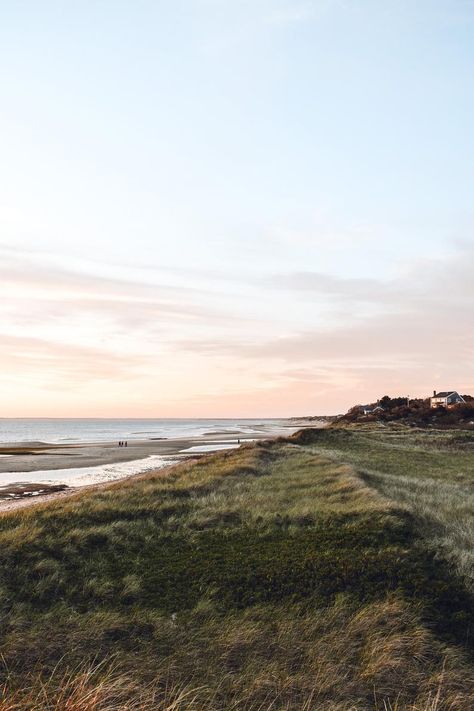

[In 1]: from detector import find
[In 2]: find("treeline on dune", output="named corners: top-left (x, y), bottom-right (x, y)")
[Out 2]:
top-left (336, 394), bottom-right (474, 427)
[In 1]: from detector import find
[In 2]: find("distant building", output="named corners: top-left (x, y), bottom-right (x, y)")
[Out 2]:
top-left (430, 391), bottom-right (465, 409)
top-left (361, 405), bottom-right (384, 415)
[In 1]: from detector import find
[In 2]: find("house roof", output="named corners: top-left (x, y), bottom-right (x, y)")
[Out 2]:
top-left (432, 391), bottom-right (458, 398)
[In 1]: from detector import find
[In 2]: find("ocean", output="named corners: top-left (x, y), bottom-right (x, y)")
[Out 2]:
top-left (0, 418), bottom-right (290, 445)
top-left (0, 418), bottom-right (297, 489)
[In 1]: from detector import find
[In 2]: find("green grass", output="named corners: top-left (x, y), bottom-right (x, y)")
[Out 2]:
top-left (0, 434), bottom-right (473, 709)
top-left (291, 426), bottom-right (474, 591)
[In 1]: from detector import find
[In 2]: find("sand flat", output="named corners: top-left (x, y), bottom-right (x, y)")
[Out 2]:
top-left (0, 420), bottom-right (310, 475)
top-left (0, 421), bottom-right (322, 508)
top-left (0, 433), bottom-right (247, 474)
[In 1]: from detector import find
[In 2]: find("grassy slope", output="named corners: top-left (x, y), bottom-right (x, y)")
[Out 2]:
top-left (293, 426), bottom-right (474, 589)
top-left (0, 434), bottom-right (473, 708)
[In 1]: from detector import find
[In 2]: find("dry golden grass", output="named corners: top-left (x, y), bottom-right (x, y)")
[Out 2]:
top-left (1, 598), bottom-right (474, 710)
top-left (0, 437), bottom-right (473, 709)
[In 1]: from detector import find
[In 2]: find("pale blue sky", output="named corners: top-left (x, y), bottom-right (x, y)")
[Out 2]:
top-left (1, 1), bottom-right (473, 415)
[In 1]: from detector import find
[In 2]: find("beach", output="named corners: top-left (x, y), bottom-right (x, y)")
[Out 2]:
top-left (0, 431), bottom-right (256, 474)
top-left (0, 419), bottom-right (318, 507)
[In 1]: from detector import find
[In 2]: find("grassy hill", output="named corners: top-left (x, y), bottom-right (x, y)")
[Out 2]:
top-left (0, 427), bottom-right (473, 709)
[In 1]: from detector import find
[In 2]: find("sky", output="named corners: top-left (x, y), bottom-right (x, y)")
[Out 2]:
top-left (1, 0), bottom-right (473, 417)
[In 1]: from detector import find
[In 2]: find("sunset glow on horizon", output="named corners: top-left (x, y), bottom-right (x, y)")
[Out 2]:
top-left (1, 1), bottom-right (473, 417)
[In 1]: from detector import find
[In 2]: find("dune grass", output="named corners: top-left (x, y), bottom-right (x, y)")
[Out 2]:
top-left (0, 435), bottom-right (473, 708)
top-left (293, 426), bottom-right (474, 592)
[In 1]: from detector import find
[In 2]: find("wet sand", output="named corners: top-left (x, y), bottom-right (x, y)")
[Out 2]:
top-left (0, 461), bottom-right (179, 514)
top-left (0, 431), bottom-right (269, 474)
top-left (0, 420), bottom-right (322, 510)
top-left (0, 435), bottom-right (241, 472)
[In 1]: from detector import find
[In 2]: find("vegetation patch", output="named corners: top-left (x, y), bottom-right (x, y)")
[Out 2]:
top-left (0, 436), bottom-right (473, 708)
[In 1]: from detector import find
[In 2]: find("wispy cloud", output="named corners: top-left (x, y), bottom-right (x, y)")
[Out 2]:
top-left (1, 241), bottom-right (473, 415)
top-left (0, 334), bottom-right (150, 383)
top-left (0, 248), bottom-right (245, 331)
top-left (172, 241), bottom-right (474, 406)
top-left (265, 271), bottom-right (393, 301)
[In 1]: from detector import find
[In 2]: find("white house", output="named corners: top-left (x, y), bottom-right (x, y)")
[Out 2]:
top-left (430, 391), bottom-right (465, 409)
top-left (361, 405), bottom-right (384, 415)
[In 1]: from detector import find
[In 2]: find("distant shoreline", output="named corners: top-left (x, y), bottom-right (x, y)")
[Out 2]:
top-left (0, 417), bottom-right (298, 447)
top-left (0, 427), bottom-right (291, 475)
top-left (0, 420), bottom-right (325, 508)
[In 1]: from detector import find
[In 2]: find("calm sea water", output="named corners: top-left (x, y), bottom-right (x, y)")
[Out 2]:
top-left (0, 418), bottom-right (290, 445)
